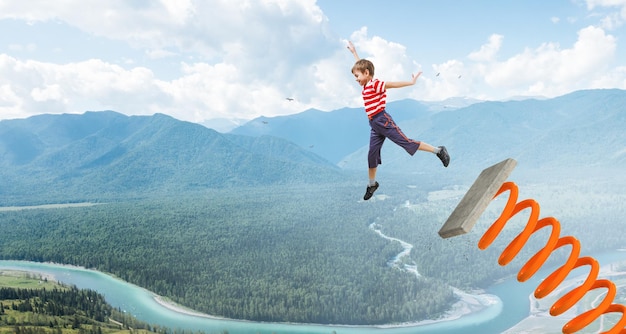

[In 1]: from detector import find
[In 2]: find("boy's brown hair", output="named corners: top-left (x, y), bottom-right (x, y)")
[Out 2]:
top-left (352, 59), bottom-right (375, 76)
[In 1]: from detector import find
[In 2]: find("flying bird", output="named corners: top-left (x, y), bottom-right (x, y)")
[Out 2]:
top-left (285, 98), bottom-right (294, 101)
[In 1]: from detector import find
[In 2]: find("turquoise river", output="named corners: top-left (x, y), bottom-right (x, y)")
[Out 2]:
top-left (1, 251), bottom-right (625, 334)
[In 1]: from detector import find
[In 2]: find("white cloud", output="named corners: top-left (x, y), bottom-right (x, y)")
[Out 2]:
top-left (348, 27), bottom-right (419, 81)
top-left (0, 83), bottom-right (22, 116)
top-left (311, 51), bottom-right (362, 110)
top-left (0, 51), bottom-right (351, 124)
top-left (343, 27), bottom-right (428, 105)
top-left (31, 84), bottom-right (64, 102)
top-left (585, 0), bottom-right (626, 10)
top-left (420, 60), bottom-right (471, 101)
top-left (1, 1), bottom-right (625, 125)
top-left (479, 26), bottom-right (616, 97)
top-left (468, 34), bottom-right (503, 62)
top-left (598, 11), bottom-right (625, 28)
top-left (0, 0), bottom-right (344, 122)
top-left (0, 54), bottom-right (162, 117)
top-left (0, 0), bottom-right (329, 61)
top-left (584, 0), bottom-right (626, 29)
top-left (589, 65), bottom-right (626, 88)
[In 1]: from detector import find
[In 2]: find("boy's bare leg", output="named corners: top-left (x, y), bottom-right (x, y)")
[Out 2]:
top-left (368, 167), bottom-right (377, 181)
top-left (418, 142), bottom-right (436, 153)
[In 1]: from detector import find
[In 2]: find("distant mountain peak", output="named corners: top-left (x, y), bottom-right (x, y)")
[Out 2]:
top-left (0, 111), bottom-right (344, 202)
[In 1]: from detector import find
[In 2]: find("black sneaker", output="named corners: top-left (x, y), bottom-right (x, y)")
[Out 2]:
top-left (363, 182), bottom-right (379, 200)
top-left (437, 146), bottom-right (450, 167)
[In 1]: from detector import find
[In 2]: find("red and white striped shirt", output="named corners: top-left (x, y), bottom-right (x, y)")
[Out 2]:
top-left (362, 79), bottom-right (386, 119)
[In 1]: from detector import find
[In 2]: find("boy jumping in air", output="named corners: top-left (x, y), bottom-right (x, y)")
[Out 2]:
top-left (347, 41), bottom-right (450, 200)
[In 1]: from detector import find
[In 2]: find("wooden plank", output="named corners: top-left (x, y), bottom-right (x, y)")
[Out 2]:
top-left (438, 158), bottom-right (517, 238)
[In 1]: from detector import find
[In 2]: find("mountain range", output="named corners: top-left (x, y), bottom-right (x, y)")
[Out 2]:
top-left (0, 111), bottom-right (343, 203)
top-left (1, 88), bottom-right (624, 203)
top-left (232, 89), bottom-right (626, 183)
top-left (229, 99), bottom-right (433, 164)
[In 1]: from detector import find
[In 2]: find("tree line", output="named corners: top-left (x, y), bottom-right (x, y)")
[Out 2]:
top-left (0, 285), bottom-right (219, 334)
top-left (0, 287), bottom-right (110, 322)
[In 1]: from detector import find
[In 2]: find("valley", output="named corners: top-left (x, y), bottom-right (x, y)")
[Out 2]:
top-left (0, 89), bottom-right (624, 332)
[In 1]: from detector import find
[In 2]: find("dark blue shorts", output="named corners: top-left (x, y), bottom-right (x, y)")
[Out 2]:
top-left (368, 111), bottom-right (420, 168)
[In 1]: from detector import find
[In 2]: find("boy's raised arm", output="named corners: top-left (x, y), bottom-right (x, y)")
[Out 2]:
top-left (347, 41), bottom-right (360, 61)
top-left (385, 72), bottom-right (423, 89)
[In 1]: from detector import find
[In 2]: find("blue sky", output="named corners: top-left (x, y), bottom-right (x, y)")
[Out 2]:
top-left (1, 0), bottom-right (625, 129)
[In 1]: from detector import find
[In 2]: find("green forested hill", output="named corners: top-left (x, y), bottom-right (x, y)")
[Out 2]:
top-left (0, 283), bottom-right (155, 333)
top-left (0, 111), bottom-right (343, 204)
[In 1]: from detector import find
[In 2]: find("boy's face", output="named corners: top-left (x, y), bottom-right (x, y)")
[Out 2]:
top-left (353, 69), bottom-right (370, 87)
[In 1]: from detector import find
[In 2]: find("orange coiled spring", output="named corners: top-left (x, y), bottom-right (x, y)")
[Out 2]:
top-left (478, 181), bottom-right (626, 334)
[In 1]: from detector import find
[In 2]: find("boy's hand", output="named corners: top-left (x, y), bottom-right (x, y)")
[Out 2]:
top-left (412, 72), bottom-right (423, 84)
top-left (347, 41), bottom-right (356, 53)
top-left (347, 41), bottom-right (359, 61)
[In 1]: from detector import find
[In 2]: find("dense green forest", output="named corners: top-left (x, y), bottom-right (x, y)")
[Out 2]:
top-left (0, 275), bottom-right (216, 334)
top-left (1, 177), bottom-right (625, 326)
top-left (0, 287), bottom-right (109, 323)
top-left (0, 285), bottom-right (154, 334)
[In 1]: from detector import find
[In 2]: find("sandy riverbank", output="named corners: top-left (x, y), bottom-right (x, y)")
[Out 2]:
top-left (151, 287), bottom-right (500, 329)
top-left (152, 295), bottom-right (226, 320)
top-left (0, 269), bottom-right (57, 282)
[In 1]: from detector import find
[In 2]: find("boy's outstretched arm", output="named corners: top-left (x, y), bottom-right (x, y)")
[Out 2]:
top-left (347, 41), bottom-right (360, 61)
top-left (385, 72), bottom-right (423, 89)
